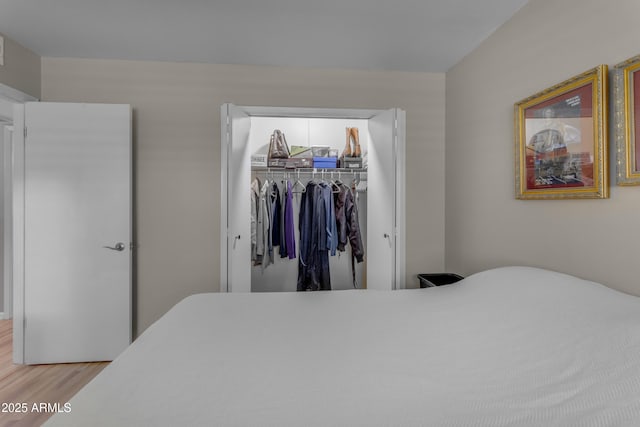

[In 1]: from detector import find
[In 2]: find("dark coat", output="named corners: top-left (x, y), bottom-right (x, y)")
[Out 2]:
top-left (334, 183), bottom-right (364, 263)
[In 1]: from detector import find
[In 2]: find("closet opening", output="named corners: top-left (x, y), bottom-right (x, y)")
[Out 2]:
top-left (220, 105), bottom-right (405, 293)
top-left (250, 116), bottom-right (368, 292)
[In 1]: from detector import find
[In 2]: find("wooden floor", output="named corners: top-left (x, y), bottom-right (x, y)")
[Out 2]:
top-left (0, 319), bottom-right (108, 427)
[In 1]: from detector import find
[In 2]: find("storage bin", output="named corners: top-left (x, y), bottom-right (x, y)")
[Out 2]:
top-left (268, 157), bottom-right (313, 168)
top-left (417, 273), bottom-right (464, 288)
top-left (342, 156), bottom-right (363, 169)
top-left (251, 154), bottom-right (268, 167)
top-left (313, 157), bottom-right (337, 168)
top-left (290, 146), bottom-right (312, 158)
top-left (311, 146), bottom-right (331, 157)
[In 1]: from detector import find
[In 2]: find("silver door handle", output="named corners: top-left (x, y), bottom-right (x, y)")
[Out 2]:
top-left (103, 242), bottom-right (126, 251)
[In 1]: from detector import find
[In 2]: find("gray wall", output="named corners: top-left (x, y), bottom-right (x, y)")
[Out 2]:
top-left (446, 0), bottom-right (640, 296)
top-left (0, 32), bottom-right (40, 99)
top-left (41, 58), bottom-right (446, 334)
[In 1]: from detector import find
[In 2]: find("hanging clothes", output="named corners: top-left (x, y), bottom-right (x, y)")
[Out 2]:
top-left (278, 181), bottom-right (287, 258)
top-left (320, 182), bottom-right (338, 256)
top-left (270, 181), bottom-right (281, 248)
top-left (260, 180), bottom-right (274, 271)
top-left (283, 180), bottom-right (296, 259)
top-left (252, 175), bottom-right (362, 290)
top-left (252, 178), bottom-right (289, 269)
top-left (257, 179), bottom-right (271, 269)
top-left (334, 181), bottom-right (364, 288)
top-left (334, 182), bottom-right (364, 262)
top-left (297, 181), bottom-right (331, 291)
top-left (250, 177), bottom-right (261, 265)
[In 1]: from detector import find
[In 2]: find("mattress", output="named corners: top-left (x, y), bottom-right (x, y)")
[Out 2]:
top-left (45, 267), bottom-right (640, 426)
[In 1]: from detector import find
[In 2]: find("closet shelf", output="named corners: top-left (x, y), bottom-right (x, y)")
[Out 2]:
top-left (252, 167), bottom-right (367, 173)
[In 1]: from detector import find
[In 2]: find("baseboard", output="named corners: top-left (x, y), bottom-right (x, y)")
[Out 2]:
top-left (0, 312), bottom-right (5, 320)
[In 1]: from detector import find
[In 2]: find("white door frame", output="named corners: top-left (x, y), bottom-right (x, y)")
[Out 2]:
top-left (0, 84), bottom-right (37, 322)
top-left (2, 125), bottom-right (14, 319)
top-left (220, 104), bottom-right (406, 292)
top-left (12, 103), bottom-right (26, 362)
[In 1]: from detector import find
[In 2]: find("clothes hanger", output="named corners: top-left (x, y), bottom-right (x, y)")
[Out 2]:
top-left (355, 172), bottom-right (368, 192)
top-left (293, 170), bottom-right (306, 193)
top-left (293, 181), bottom-right (306, 193)
top-left (269, 171), bottom-right (278, 197)
top-left (328, 172), bottom-right (341, 193)
top-left (334, 171), bottom-right (344, 186)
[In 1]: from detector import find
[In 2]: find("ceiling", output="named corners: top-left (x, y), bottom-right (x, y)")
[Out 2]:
top-left (0, 0), bottom-right (528, 73)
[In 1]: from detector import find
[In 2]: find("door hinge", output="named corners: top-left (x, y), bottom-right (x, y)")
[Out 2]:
top-left (24, 127), bottom-right (27, 138)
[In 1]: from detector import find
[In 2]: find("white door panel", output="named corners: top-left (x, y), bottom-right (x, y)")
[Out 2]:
top-left (367, 109), bottom-right (397, 290)
top-left (23, 102), bottom-right (131, 364)
top-left (222, 104), bottom-right (251, 292)
top-left (394, 110), bottom-right (406, 289)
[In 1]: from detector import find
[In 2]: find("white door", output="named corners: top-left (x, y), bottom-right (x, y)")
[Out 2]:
top-left (220, 104), bottom-right (251, 292)
top-left (19, 102), bottom-right (132, 364)
top-left (367, 109), bottom-right (406, 290)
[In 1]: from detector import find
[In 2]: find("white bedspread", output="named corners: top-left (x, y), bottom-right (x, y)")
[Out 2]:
top-left (46, 267), bottom-right (640, 426)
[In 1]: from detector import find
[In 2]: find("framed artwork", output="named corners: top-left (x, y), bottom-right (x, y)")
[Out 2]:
top-left (614, 55), bottom-right (640, 185)
top-left (514, 65), bottom-right (608, 199)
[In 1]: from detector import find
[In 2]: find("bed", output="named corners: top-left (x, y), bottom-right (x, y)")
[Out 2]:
top-left (45, 267), bottom-right (640, 426)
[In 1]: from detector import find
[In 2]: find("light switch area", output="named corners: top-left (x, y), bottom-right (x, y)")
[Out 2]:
top-left (0, 35), bottom-right (4, 66)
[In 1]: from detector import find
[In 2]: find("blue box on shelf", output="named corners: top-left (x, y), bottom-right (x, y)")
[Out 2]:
top-left (313, 157), bottom-right (337, 169)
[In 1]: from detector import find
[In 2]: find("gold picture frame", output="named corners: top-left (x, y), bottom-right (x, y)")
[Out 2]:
top-left (514, 65), bottom-right (608, 199)
top-left (614, 55), bottom-right (640, 185)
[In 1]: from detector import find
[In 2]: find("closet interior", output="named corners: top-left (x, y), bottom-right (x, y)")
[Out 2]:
top-left (221, 104), bottom-right (405, 293)
top-left (250, 117), bottom-right (369, 292)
